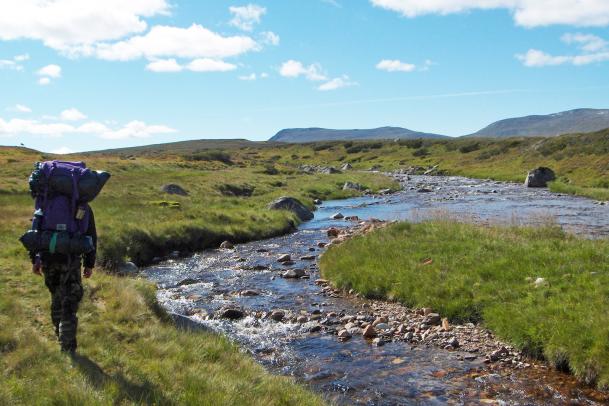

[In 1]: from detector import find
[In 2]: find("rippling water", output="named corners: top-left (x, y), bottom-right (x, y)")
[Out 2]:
top-left (143, 175), bottom-right (609, 405)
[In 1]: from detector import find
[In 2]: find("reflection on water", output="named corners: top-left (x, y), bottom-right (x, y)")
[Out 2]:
top-left (143, 175), bottom-right (609, 405)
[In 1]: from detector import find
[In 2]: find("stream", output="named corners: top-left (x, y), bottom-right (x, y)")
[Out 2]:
top-left (143, 174), bottom-right (609, 405)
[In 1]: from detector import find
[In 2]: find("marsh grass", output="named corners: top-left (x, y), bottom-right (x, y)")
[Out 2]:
top-left (319, 220), bottom-right (609, 388)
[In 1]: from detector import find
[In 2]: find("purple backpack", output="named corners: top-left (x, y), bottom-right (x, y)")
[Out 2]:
top-left (32, 161), bottom-right (91, 234)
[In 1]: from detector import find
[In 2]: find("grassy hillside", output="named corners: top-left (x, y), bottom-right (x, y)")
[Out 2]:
top-left (319, 221), bottom-right (609, 389)
top-left (0, 145), bottom-right (396, 405)
top-left (262, 129), bottom-right (609, 200)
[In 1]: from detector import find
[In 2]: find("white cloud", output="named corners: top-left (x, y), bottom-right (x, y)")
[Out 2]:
top-left (370, 0), bottom-right (609, 27)
top-left (0, 54), bottom-right (28, 71)
top-left (86, 24), bottom-right (258, 62)
top-left (239, 73), bottom-right (257, 80)
top-left (229, 4), bottom-right (267, 31)
top-left (145, 58), bottom-right (237, 73)
top-left (38, 64), bottom-right (62, 78)
top-left (517, 33), bottom-right (609, 67)
top-left (260, 72), bottom-right (269, 78)
top-left (186, 58), bottom-right (237, 72)
top-left (38, 77), bottom-right (51, 86)
top-left (279, 60), bottom-right (327, 81)
top-left (0, 116), bottom-right (176, 140)
top-left (261, 31), bottom-right (280, 46)
top-left (561, 33), bottom-right (607, 52)
top-left (100, 120), bottom-right (176, 140)
top-left (146, 58), bottom-right (183, 72)
top-left (60, 108), bottom-right (87, 121)
top-left (12, 104), bottom-right (32, 113)
top-left (376, 59), bottom-right (416, 72)
top-left (317, 75), bottom-right (357, 91)
top-left (0, 0), bottom-right (170, 51)
top-left (51, 146), bottom-right (74, 154)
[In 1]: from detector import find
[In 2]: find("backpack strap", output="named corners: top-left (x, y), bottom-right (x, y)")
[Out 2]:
top-left (70, 167), bottom-right (80, 234)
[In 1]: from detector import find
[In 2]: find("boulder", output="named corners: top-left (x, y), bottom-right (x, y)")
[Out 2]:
top-left (341, 163), bottom-right (353, 171)
top-left (268, 196), bottom-right (314, 221)
top-left (313, 198), bottom-right (323, 205)
top-left (161, 184), bottom-right (188, 196)
top-left (331, 212), bottom-right (344, 220)
top-left (118, 261), bottom-right (138, 275)
top-left (524, 167), bottom-right (556, 188)
top-left (343, 181), bottom-right (363, 191)
top-left (320, 166), bottom-right (341, 175)
top-left (219, 241), bottom-right (234, 249)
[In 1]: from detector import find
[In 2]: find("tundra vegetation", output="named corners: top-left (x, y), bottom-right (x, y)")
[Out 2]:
top-left (1, 128), bottom-right (608, 402)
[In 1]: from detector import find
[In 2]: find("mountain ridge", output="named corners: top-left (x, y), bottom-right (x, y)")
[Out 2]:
top-left (269, 126), bottom-right (447, 143)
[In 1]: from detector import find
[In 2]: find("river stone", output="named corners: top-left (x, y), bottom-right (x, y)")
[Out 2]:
top-left (177, 278), bottom-right (198, 286)
top-left (297, 315), bottom-right (308, 323)
top-left (270, 310), bottom-right (285, 321)
top-left (331, 212), bottom-right (344, 220)
top-left (343, 181), bottom-right (363, 191)
top-left (327, 228), bottom-right (340, 237)
top-left (372, 337), bottom-right (384, 347)
top-left (118, 261), bottom-right (138, 275)
top-left (277, 254), bottom-right (291, 263)
top-left (417, 188), bottom-right (433, 193)
top-left (375, 322), bottom-right (390, 330)
top-left (425, 313), bottom-right (442, 325)
top-left (362, 325), bottom-right (377, 338)
top-left (338, 329), bottom-right (352, 339)
top-left (240, 289), bottom-right (260, 296)
top-left (268, 196), bottom-right (314, 221)
top-left (313, 198), bottom-right (323, 205)
top-left (524, 167), bottom-right (556, 188)
top-left (161, 183), bottom-right (188, 196)
top-left (283, 269), bottom-right (306, 279)
top-left (219, 240), bottom-right (234, 249)
top-left (220, 308), bottom-right (245, 320)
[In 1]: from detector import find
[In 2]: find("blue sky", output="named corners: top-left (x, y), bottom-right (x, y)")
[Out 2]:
top-left (1, 0), bottom-right (608, 152)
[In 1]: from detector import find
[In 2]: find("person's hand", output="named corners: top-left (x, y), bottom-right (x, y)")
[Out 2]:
top-left (32, 263), bottom-right (42, 276)
top-left (83, 267), bottom-right (93, 278)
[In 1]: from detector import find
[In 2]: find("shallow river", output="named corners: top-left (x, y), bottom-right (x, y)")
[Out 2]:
top-left (143, 175), bottom-right (609, 405)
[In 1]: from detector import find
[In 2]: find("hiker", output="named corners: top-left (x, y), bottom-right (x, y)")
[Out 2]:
top-left (20, 161), bottom-right (110, 353)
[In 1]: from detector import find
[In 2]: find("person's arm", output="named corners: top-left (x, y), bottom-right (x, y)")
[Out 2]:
top-left (83, 208), bottom-right (97, 277)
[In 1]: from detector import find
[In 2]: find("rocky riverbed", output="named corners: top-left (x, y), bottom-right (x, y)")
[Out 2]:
top-left (143, 174), bottom-right (609, 405)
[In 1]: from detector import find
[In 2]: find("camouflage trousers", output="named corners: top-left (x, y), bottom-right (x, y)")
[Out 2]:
top-left (43, 258), bottom-right (83, 353)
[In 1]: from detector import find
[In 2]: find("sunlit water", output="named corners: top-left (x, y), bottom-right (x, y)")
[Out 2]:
top-left (143, 175), bottom-right (609, 405)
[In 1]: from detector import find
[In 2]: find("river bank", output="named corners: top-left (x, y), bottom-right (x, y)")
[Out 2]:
top-left (320, 216), bottom-right (609, 392)
top-left (144, 173), bottom-right (609, 404)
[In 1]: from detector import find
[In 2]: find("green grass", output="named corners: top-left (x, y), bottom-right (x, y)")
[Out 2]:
top-left (0, 146), bottom-right (398, 405)
top-left (319, 221), bottom-right (609, 389)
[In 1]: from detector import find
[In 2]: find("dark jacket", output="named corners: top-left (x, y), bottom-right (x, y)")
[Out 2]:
top-left (30, 208), bottom-right (97, 268)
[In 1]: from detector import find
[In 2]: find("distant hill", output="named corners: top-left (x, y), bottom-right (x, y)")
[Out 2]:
top-left (81, 139), bottom-right (271, 156)
top-left (269, 126), bottom-right (447, 143)
top-left (468, 108), bottom-right (609, 138)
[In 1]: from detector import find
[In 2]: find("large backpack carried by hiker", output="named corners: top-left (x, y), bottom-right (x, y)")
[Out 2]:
top-left (19, 160), bottom-right (110, 255)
